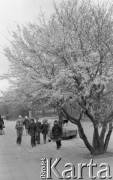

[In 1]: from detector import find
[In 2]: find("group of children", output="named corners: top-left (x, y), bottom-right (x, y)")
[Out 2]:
top-left (15, 116), bottom-right (63, 150)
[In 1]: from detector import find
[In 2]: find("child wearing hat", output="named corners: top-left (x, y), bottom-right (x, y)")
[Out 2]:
top-left (15, 119), bottom-right (24, 145)
top-left (35, 117), bottom-right (42, 144)
top-left (23, 116), bottom-right (30, 135)
top-left (52, 120), bottom-right (63, 150)
top-left (41, 119), bottom-right (49, 144)
top-left (28, 119), bottom-right (36, 147)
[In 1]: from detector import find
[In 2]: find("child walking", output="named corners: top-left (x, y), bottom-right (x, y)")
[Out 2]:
top-left (28, 119), bottom-right (36, 147)
top-left (35, 117), bottom-right (42, 144)
top-left (52, 120), bottom-right (63, 150)
top-left (41, 119), bottom-right (48, 144)
top-left (23, 116), bottom-right (30, 135)
top-left (15, 119), bottom-right (24, 145)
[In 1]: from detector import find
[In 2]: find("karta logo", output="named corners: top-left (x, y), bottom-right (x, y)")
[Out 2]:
top-left (40, 158), bottom-right (112, 179)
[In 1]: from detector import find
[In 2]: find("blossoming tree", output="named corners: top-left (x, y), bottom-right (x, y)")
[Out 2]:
top-left (3, 0), bottom-right (113, 154)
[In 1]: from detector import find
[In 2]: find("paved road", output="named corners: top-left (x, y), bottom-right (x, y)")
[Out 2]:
top-left (0, 120), bottom-right (113, 180)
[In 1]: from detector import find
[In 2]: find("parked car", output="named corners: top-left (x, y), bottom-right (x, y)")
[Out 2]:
top-left (62, 127), bottom-right (77, 140)
top-left (49, 126), bottom-right (77, 140)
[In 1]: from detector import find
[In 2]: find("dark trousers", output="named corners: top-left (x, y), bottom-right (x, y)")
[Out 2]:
top-left (43, 134), bottom-right (47, 143)
top-left (17, 135), bottom-right (22, 145)
top-left (56, 140), bottom-right (61, 149)
top-left (36, 132), bottom-right (40, 143)
top-left (31, 135), bottom-right (36, 147)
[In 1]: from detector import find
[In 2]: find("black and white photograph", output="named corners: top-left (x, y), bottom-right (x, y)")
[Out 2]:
top-left (0, 0), bottom-right (113, 179)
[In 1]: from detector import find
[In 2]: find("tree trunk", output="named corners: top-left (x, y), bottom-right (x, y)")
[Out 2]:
top-left (92, 137), bottom-right (105, 154)
top-left (104, 123), bottom-right (113, 152)
top-left (100, 123), bottom-right (107, 141)
top-left (61, 106), bottom-right (112, 155)
top-left (77, 122), bottom-right (94, 155)
top-left (92, 131), bottom-right (98, 154)
top-left (92, 123), bottom-right (112, 154)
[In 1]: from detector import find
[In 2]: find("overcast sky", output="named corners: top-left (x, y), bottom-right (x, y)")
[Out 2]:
top-left (0, 0), bottom-right (107, 91)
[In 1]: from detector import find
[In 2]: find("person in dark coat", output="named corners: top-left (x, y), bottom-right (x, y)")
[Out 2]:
top-left (47, 122), bottom-right (51, 142)
top-left (52, 120), bottom-right (63, 150)
top-left (0, 115), bottom-right (4, 135)
top-left (23, 116), bottom-right (30, 135)
top-left (28, 119), bottom-right (36, 147)
top-left (41, 119), bottom-right (48, 144)
top-left (35, 117), bottom-right (42, 144)
top-left (15, 119), bottom-right (24, 145)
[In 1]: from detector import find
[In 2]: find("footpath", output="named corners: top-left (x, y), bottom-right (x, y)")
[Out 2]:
top-left (0, 120), bottom-right (113, 180)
